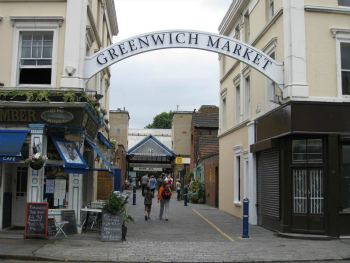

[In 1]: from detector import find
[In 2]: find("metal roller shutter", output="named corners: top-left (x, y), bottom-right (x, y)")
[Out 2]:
top-left (257, 149), bottom-right (280, 230)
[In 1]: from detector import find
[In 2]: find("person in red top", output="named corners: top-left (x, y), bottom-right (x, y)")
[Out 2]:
top-left (158, 181), bottom-right (172, 221)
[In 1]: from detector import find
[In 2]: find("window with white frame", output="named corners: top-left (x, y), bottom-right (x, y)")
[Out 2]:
top-left (234, 147), bottom-right (242, 204)
top-left (341, 42), bottom-right (350, 95)
top-left (244, 11), bottom-right (250, 43)
top-left (267, 51), bottom-right (278, 107)
top-left (11, 17), bottom-right (61, 87)
top-left (19, 31), bottom-right (53, 85)
top-left (221, 97), bottom-right (227, 130)
top-left (338, 0), bottom-right (350, 7)
top-left (244, 75), bottom-right (250, 119)
top-left (235, 83), bottom-right (241, 124)
top-left (267, 0), bottom-right (274, 21)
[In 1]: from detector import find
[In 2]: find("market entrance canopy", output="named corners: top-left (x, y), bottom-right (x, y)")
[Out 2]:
top-left (84, 30), bottom-right (284, 86)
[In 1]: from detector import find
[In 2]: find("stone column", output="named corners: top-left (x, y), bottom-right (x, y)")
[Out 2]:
top-left (61, 0), bottom-right (87, 89)
top-left (283, 0), bottom-right (309, 98)
top-left (27, 124), bottom-right (47, 203)
top-left (247, 121), bottom-right (257, 225)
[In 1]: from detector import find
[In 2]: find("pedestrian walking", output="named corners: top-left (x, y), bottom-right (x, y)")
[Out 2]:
top-left (141, 174), bottom-right (149, 196)
top-left (144, 187), bottom-right (152, 220)
top-left (148, 175), bottom-right (157, 197)
top-left (176, 179), bottom-right (181, 201)
top-left (156, 175), bottom-right (163, 190)
top-left (158, 181), bottom-right (172, 221)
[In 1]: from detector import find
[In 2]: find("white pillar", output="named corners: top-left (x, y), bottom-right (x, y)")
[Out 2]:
top-left (247, 121), bottom-right (257, 225)
top-left (28, 124), bottom-right (47, 203)
top-left (61, 0), bottom-right (87, 88)
top-left (283, 0), bottom-right (309, 98)
top-left (68, 134), bottom-right (85, 223)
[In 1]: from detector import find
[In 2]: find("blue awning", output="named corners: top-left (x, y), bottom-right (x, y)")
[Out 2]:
top-left (97, 132), bottom-right (112, 149)
top-left (85, 138), bottom-right (111, 170)
top-left (0, 130), bottom-right (29, 163)
top-left (51, 136), bottom-right (87, 174)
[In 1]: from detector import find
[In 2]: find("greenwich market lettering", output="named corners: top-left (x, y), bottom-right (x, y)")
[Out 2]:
top-left (85, 30), bottom-right (284, 86)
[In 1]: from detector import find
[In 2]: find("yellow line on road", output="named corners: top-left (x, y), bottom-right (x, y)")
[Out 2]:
top-left (192, 208), bottom-right (235, 242)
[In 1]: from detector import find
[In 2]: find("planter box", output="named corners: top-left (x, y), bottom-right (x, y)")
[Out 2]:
top-left (100, 213), bottom-right (122, 241)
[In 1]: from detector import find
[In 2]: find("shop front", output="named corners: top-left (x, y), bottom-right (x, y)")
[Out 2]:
top-left (0, 102), bottom-right (102, 230)
top-left (252, 101), bottom-right (350, 237)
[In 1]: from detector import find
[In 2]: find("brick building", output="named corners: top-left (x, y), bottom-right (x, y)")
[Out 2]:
top-left (191, 105), bottom-right (219, 207)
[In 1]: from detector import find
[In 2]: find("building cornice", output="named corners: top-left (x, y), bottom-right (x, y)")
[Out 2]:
top-left (10, 16), bottom-right (64, 27)
top-left (219, 0), bottom-right (248, 35)
top-left (218, 119), bottom-right (250, 139)
top-left (330, 28), bottom-right (350, 38)
top-left (305, 5), bottom-right (350, 15)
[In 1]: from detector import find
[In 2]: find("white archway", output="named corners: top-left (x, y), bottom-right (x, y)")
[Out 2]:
top-left (84, 30), bottom-right (284, 86)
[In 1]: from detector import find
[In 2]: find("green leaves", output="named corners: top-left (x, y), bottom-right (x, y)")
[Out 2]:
top-left (145, 111), bottom-right (173, 129)
top-left (102, 194), bottom-right (134, 225)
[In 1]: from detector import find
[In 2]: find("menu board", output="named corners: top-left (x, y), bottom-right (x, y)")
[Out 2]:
top-left (25, 202), bottom-right (48, 239)
top-left (61, 210), bottom-right (77, 235)
top-left (48, 218), bottom-right (57, 237)
top-left (101, 213), bottom-right (122, 241)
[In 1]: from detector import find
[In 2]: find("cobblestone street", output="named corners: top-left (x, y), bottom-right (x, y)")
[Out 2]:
top-left (0, 190), bottom-right (350, 262)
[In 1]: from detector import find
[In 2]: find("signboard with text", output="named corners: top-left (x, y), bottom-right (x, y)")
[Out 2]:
top-left (85, 30), bottom-right (284, 86)
top-left (24, 202), bottom-right (48, 239)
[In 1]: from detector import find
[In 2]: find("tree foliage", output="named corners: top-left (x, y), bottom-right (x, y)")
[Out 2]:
top-left (145, 111), bottom-right (172, 129)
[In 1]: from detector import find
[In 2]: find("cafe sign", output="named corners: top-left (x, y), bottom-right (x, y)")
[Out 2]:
top-left (84, 30), bottom-right (284, 86)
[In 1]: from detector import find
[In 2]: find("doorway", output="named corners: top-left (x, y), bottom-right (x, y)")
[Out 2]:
top-left (291, 138), bottom-right (325, 233)
top-left (11, 167), bottom-right (28, 227)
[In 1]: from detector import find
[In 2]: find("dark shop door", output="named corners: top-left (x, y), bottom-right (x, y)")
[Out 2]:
top-left (291, 167), bottom-right (325, 233)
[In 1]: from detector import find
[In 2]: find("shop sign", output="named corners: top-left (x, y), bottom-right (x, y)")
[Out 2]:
top-left (85, 30), bottom-right (284, 86)
top-left (175, 157), bottom-right (183, 164)
top-left (1, 156), bottom-right (20, 163)
top-left (41, 109), bottom-right (74, 124)
top-left (0, 109), bottom-right (37, 122)
top-left (0, 107), bottom-right (98, 138)
top-left (133, 167), bottom-right (163, 172)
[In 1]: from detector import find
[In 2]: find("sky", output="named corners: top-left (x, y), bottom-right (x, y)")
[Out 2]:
top-left (110, 0), bottom-right (233, 128)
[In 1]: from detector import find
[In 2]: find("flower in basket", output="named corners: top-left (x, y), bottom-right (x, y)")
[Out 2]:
top-left (25, 153), bottom-right (48, 170)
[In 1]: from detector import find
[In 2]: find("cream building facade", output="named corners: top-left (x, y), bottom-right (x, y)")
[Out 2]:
top-left (219, 0), bottom-right (350, 236)
top-left (0, 0), bottom-right (117, 229)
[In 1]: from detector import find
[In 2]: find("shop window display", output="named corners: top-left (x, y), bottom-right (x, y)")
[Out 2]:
top-left (44, 166), bottom-right (69, 209)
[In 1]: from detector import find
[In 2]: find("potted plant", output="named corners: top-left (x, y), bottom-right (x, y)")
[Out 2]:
top-left (25, 153), bottom-right (47, 170)
top-left (101, 193), bottom-right (133, 241)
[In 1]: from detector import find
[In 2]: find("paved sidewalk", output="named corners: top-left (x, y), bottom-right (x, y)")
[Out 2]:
top-left (0, 190), bottom-right (350, 262)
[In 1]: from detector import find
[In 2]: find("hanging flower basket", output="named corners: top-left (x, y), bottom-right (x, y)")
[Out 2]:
top-left (25, 153), bottom-right (47, 170)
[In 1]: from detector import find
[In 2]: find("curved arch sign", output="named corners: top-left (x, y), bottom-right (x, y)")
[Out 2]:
top-left (84, 30), bottom-right (284, 86)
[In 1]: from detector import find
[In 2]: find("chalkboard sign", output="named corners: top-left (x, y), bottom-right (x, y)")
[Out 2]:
top-left (61, 210), bottom-right (77, 235)
top-left (25, 202), bottom-right (48, 239)
top-left (48, 218), bottom-right (57, 237)
top-left (101, 213), bottom-right (122, 241)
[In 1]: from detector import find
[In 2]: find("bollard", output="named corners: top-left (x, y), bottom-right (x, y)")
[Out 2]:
top-left (132, 185), bottom-right (136, 205)
top-left (183, 185), bottom-right (188, 206)
top-left (242, 198), bottom-right (249, 238)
